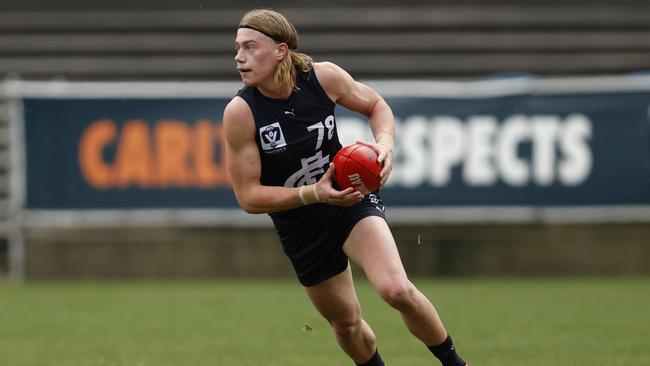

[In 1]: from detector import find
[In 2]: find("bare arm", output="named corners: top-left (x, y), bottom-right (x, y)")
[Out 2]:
top-left (223, 97), bottom-right (362, 214)
top-left (314, 62), bottom-right (395, 186)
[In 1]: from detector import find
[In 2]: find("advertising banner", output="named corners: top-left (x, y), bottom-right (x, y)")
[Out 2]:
top-left (21, 84), bottom-right (650, 209)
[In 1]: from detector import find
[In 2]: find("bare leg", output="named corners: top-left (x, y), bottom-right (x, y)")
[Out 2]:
top-left (304, 265), bottom-right (378, 364)
top-left (343, 216), bottom-right (448, 346)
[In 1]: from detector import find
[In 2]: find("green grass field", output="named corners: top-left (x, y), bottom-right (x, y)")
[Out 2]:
top-left (1, 277), bottom-right (649, 366)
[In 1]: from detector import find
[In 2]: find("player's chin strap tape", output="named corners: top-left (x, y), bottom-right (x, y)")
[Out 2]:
top-left (238, 24), bottom-right (296, 49)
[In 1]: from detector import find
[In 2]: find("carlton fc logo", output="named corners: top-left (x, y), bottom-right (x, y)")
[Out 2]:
top-left (259, 122), bottom-right (287, 151)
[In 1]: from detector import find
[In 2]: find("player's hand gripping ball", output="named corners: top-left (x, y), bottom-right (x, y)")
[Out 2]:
top-left (333, 144), bottom-right (382, 195)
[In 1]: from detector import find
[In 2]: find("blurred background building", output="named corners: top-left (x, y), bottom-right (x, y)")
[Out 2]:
top-left (1, 0), bottom-right (649, 280)
top-left (1, 0), bottom-right (649, 80)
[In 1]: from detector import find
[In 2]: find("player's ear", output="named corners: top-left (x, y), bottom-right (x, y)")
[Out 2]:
top-left (275, 43), bottom-right (289, 60)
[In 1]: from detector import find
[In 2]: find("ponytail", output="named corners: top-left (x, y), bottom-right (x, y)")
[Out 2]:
top-left (275, 51), bottom-right (313, 94)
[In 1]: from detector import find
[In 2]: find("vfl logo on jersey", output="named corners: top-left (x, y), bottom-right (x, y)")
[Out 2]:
top-left (259, 122), bottom-right (287, 151)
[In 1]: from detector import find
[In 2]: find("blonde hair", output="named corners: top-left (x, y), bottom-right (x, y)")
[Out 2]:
top-left (239, 9), bottom-right (313, 94)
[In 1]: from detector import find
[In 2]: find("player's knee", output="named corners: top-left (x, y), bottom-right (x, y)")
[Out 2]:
top-left (331, 317), bottom-right (362, 338)
top-left (379, 280), bottom-right (417, 311)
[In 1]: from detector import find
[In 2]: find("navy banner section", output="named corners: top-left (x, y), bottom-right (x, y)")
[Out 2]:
top-left (24, 98), bottom-right (236, 209)
top-left (22, 87), bottom-right (650, 209)
top-left (336, 92), bottom-right (650, 206)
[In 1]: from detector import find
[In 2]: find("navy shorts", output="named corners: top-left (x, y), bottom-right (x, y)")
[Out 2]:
top-left (276, 193), bottom-right (386, 287)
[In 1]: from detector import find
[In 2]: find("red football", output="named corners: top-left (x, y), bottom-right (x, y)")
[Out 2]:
top-left (333, 144), bottom-right (382, 195)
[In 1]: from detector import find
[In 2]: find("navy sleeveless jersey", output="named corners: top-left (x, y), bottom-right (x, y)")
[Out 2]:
top-left (237, 67), bottom-right (343, 230)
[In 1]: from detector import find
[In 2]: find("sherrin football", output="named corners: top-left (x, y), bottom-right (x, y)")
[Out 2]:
top-left (333, 143), bottom-right (382, 195)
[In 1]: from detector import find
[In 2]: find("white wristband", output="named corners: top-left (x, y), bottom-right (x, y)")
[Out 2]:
top-left (299, 185), bottom-right (308, 205)
top-left (313, 184), bottom-right (321, 202)
top-left (376, 132), bottom-right (394, 149)
top-left (299, 184), bottom-right (320, 205)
